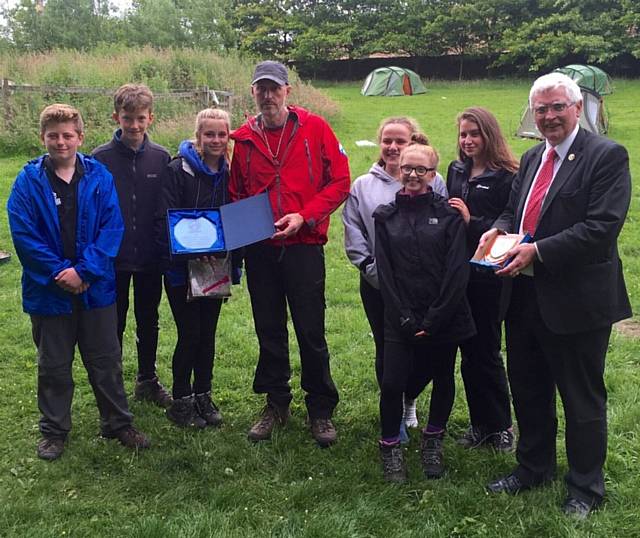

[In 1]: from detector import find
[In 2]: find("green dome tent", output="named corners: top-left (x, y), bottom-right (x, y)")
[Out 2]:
top-left (361, 66), bottom-right (426, 97)
top-left (516, 64), bottom-right (613, 139)
top-left (554, 64), bottom-right (613, 95)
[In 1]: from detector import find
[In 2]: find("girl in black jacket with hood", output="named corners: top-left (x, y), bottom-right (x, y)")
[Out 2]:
top-left (374, 141), bottom-right (475, 482)
top-left (446, 107), bottom-right (519, 452)
top-left (157, 108), bottom-right (231, 428)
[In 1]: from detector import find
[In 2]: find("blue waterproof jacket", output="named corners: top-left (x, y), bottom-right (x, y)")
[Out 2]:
top-left (7, 153), bottom-right (124, 315)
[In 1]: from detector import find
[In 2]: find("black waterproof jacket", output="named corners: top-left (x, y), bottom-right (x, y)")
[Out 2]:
top-left (93, 134), bottom-right (170, 272)
top-left (156, 155), bottom-right (229, 278)
top-left (374, 191), bottom-right (476, 344)
top-left (446, 159), bottom-right (515, 255)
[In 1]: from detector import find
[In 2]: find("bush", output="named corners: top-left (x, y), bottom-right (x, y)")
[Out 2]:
top-left (0, 47), bottom-right (341, 156)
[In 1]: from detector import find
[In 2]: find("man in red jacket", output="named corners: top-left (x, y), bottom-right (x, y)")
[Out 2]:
top-left (230, 60), bottom-right (350, 447)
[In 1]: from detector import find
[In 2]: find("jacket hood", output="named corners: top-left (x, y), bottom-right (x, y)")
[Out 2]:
top-left (368, 162), bottom-right (398, 184)
top-left (178, 140), bottom-right (227, 181)
top-left (231, 105), bottom-right (309, 142)
top-left (25, 152), bottom-right (99, 181)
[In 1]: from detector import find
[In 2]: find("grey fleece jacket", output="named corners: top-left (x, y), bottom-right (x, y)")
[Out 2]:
top-left (343, 162), bottom-right (448, 289)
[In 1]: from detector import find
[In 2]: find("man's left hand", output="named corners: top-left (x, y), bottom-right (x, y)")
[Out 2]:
top-left (272, 213), bottom-right (305, 240)
top-left (496, 243), bottom-right (537, 278)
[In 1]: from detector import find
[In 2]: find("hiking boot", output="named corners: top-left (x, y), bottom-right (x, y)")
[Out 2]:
top-left (195, 391), bottom-right (223, 427)
top-left (247, 404), bottom-right (289, 442)
top-left (310, 418), bottom-right (337, 447)
top-left (488, 428), bottom-right (515, 452)
top-left (421, 430), bottom-right (445, 479)
top-left (37, 437), bottom-right (65, 461)
top-left (134, 376), bottom-right (173, 408)
top-left (102, 426), bottom-right (150, 449)
top-left (167, 395), bottom-right (207, 429)
top-left (457, 425), bottom-right (487, 449)
top-left (379, 441), bottom-right (407, 483)
top-left (403, 396), bottom-right (419, 428)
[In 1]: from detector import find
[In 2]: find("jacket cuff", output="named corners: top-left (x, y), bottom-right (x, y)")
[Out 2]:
top-left (359, 256), bottom-right (374, 272)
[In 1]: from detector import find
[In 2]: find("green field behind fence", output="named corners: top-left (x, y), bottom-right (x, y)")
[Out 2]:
top-left (0, 80), bottom-right (639, 538)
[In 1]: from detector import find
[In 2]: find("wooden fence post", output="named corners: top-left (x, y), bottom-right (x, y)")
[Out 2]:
top-left (2, 78), bottom-right (13, 128)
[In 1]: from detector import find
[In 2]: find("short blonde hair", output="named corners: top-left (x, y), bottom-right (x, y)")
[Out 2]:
top-left (113, 83), bottom-right (154, 113)
top-left (39, 104), bottom-right (84, 135)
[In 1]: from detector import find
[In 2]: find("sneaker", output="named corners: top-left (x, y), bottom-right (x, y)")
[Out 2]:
top-left (457, 425), bottom-right (487, 449)
top-left (167, 395), bottom-right (207, 429)
top-left (310, 418), bottom-right (337, 447)
top-left (402, 396), bottom-right (419, 428)
top-left (421, 430), bottom-right (445, 479)
top-left (104, 426), bottom-right (150, 449)
top-left (195, 392), bottom-right (223, 427)
top-left (134, 376), bottom-right (173, 408)
top-left (489, 428), bottom-right (515, 452)
top-left (247, 404), bottom-right (290, 442)
top-left (37, 437), bottom-right (65, 461)
top-left (379, 441), bottom-right (407, 483)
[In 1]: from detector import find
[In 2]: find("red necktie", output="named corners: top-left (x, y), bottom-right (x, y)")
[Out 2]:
top-left (522, 148), bottom-right (557, 236)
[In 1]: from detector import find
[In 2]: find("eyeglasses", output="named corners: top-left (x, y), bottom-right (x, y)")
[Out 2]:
top-left (533, 102), bottom-right (575, 116)
top-left (400, 165), bottom-right (435, 176)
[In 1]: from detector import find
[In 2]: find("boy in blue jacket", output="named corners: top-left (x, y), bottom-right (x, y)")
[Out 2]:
top-left (7, 104), bottom-right (150, 461)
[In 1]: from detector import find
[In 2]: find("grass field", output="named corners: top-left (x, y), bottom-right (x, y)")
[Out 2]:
top-left (0, 80), bottom-right (639, 537)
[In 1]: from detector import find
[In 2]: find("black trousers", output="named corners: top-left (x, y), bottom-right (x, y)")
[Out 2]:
top-left (164, 280), bottom-right (222, 399)
top-left (115, 270), bottom-right (162, 380)
top-left (244, 243), bottom-right (338, 419)
top-left (359, 276), bottom-right (385, 387)
top-left (380, 338), bottom-right (457, 439)
top-left (459, 277), bottom-right (512, 432)
top-left (31, 303), bottom-right (133, 439)
top-left (506, 276), bottom-right (610, 504)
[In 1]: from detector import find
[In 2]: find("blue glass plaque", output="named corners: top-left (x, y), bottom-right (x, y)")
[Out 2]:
top-left (168, 209), bottom-right (225, 258)
top-left (167, 192), bottom-right (275, 258)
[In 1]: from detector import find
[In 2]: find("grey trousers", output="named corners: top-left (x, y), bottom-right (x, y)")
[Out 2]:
top-left (30, 303), bottom-right (133, 439)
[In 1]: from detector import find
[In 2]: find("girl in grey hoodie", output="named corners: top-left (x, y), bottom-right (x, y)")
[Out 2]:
top-left (342, 117), bottom-right (447, 431)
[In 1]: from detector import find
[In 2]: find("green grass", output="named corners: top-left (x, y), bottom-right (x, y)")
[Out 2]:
top-left (1, 80), bottom-right (640, 537)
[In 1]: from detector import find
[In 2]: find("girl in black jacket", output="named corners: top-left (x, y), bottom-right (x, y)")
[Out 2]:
top-left (446, 107), bottom-right (519, 451)
top-left (374, 141), bottom-right (475, 482)
top-left (157, 108), bottom-right (231, 428)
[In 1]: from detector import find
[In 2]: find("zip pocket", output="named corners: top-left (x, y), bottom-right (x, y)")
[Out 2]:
top-left (304, 139), bottom-right (315, 185)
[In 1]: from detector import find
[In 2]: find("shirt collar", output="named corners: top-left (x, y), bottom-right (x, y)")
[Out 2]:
top-left (545, 123), bottom-right (579, 161)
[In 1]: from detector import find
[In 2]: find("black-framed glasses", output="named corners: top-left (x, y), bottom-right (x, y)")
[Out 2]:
top-left (533, 102), bottom-right (575, 116)
top-left (400, 165), bottom-right (435, 176)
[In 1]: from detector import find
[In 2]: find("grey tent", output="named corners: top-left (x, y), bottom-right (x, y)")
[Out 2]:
top-left (516, 64), bottom-right (612, 139)
top-left (361, 66), bottom-right (426, 96)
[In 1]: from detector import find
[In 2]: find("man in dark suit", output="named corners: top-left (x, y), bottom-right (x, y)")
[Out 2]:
top-left (479, 73), bottom-right (632, 518)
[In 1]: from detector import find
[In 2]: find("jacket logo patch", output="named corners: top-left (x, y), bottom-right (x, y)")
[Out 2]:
top-left (428, 218), bottom-right (438, 224)
top-left (476, 184), bottom-right (490, 190)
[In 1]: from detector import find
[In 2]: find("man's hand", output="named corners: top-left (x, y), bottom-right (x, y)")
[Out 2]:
top-left (477, 227), bottom-right (500, 251)
top-left (55, 268), bottom-right (87, 294)
top-left (496, 243), bottom-right (537, 278)
top-left (272, 213), bottom-right (305, 240)
top-left (448, 198), bottom-right (470, 224)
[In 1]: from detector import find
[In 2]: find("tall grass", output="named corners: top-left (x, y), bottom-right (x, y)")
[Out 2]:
top-left (0, 80), bottom-right (639, 537)
top-left (0, 48), bottom-right (340, 156)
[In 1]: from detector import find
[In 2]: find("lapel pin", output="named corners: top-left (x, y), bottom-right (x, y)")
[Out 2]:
top-left (568, 153), bottom-right (575, 161)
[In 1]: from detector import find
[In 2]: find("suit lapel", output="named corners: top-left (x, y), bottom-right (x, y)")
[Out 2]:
top-left (538, 128), bottom-right (586, 221)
